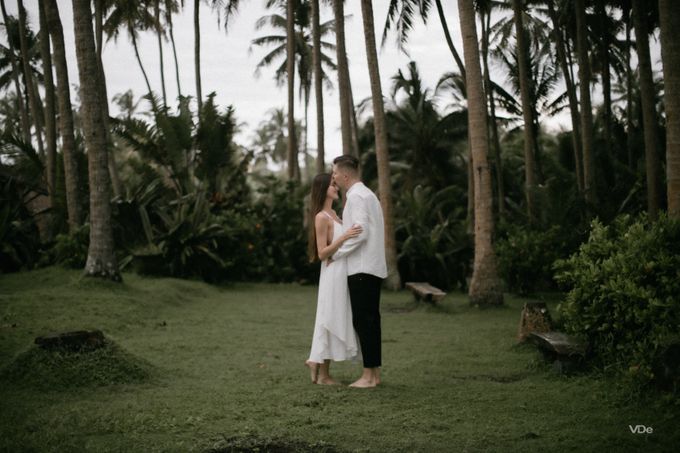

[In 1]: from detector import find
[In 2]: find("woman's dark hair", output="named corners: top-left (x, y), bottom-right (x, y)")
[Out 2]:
top-left (308, 173), bottom-right (332, 262)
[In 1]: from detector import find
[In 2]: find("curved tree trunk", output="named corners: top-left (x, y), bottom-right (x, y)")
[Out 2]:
top-left (311, 0), bottom-right (325, 174)
top-left (360, 0), bottom-right (401, 290)
top-left (44, 0), bottom-right (82, 231)
top-left (512, 0), bottom-right (537, 223)
top-left (1, 1), bottom-right (31, 145)
top-left (660, 0), bottom-right (680, 217)
top-left (17, 0), bottom-right (45, 159)
top-left (435, 0), bottom-right (465, 78)
top-left (547, 0), bottom-right (583, 193)
top-left (131, 29), bottom-right (153, 97)
top-left (38, 1), bottom-right (57, 217)
top-left (333, 0), bottom-right (354, 156)
top-left (481, 8), bottom-right (503, 217)
top-left (597, 1), bottom-right (613, 164)
top-left (633, 0), bottom-right (661, 220)
top-left (194, 0), bottom-right (202, 114)
top-left (168, 14), bottom-right (182, 97)
top-left (286, 0), bottom-right (297, 181)
top-left (72, 0), bottom-right (120, 281)
top-left (457, 0), bottom-right (503, 306)
top-left (95, 0), bottom-right (123, 199)
top-left (575, 0), bottom-right (597, 207)
top-left (155, 1), bottom-right (168, 107)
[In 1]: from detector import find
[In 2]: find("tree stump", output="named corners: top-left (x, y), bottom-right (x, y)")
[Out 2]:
top-left (517, 302), bottom-right (552, 342)
top-left (35, 330), bottom-right (106, 351)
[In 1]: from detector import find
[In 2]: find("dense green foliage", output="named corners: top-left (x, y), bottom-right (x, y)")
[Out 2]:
top-left (555, 214), bottom-right (680, 393)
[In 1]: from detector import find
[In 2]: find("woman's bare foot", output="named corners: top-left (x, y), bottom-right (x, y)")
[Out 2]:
top-left (316, 375), bottom-right (341, 385)
top-left (305, 360), bottom-right (319, 383)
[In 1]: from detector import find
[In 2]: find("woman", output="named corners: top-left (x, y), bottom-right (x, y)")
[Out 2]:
top-left (305, 173), bottom-right (363, 385)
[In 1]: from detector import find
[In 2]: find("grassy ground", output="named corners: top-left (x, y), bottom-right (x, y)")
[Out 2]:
top-left (0, 267), bottom-right (678, 453)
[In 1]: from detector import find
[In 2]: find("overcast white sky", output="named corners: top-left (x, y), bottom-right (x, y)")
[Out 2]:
top-left (5, 1), bottom-right (663, 166)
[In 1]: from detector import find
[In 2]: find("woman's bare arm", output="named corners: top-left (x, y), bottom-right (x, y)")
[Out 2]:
top-left (315, 214), bottom-right (362, 261)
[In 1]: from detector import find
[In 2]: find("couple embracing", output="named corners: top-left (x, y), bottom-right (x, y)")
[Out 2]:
top-left (305, 155), bottom-right (385, 389)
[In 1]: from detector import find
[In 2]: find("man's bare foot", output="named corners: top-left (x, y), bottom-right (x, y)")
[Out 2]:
top-left (349, 377), bottom-right (377, 388)
top-left (305, 360), bottom-right (319, 383)
top-left (316, 376), bottom-right (341, 385)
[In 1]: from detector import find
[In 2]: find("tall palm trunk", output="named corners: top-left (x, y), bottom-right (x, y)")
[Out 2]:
top-left (512, 0), bottom-right (537, 222)
top-left (435, 0), bottom-right (465, 77)
top-left (286, 0), bottom-right (297, 180)
top-left (547, 0), bottom-right (583, 193)
top-left (481, 9), bottom-right (503, 217)
top-left (38, 2), bottom-right (56, 214)
top-left (194, 0), bottom-right (202, 114)
top-left (17, 0), bottom-right (45, 159)
top-left (130, 26), bottom-right (153, 96)
top-left (0, 0), bottom-right (31, 144)
top-left (72, 0), bottom-right (120, 281)
top-left (311, 0), bottom-right (325, 173)
top-left (625, 11), bottom-right (635, 169)
top-left (633, 0), bottom-right (661, 220)
top-left (155, 1), bottom-right (168, 107)
top-left (167, 9), bottom-right (182, 97)
top-left (360, 0), bottom-right (401, 290)
top-left (348, 79), bottom-right (362, 157)
top-left (596, 1), bottom-right (613, 163)
top-left (333, 0), bottom-right (354, 156)
top-left (94, 0), bottom-right (123, 199)
top-left (575, 0), bottom-right (596, 206)
top-left (457, 0), bottom-right (503, 306)
top-left (660, 0), bottom-right (680, 217)
top-left (44, 0), bottom-right (82, 231)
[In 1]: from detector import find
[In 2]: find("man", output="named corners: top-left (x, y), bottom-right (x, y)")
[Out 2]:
top-left (331, 155), bottom-right (387, 388)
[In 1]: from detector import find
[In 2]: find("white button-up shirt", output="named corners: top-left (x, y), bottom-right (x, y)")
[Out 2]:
top-left (332, 182), bottom-right (388, 279)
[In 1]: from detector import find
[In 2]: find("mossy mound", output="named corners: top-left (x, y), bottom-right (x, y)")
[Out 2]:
top-left (0, 338), bottom-right (154, 390)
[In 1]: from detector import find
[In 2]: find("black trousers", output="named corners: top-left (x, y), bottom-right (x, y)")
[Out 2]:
top-left (347, 273), bottom-right (383, 368)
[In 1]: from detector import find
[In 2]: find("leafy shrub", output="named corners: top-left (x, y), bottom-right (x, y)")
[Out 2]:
top-left (554, 213), bottom-right (680, 393)
top-left (395, 185), bottom-right (472, 291)
top-left (495, 223), bottom-right (584, 295)
top-left (0, 176), bottom-right (41, 272)
top-left (46, 224), bottom-right (90, 269)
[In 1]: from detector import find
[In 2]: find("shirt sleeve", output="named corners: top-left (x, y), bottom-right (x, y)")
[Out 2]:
top-left (332, 193), bottom-right (369, 260)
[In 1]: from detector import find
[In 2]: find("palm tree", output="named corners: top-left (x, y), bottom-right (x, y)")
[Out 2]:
top-left (333, 0), bottom-right (354, 157)
top-left (194, 0), bottom-right (202, 113)
top-left (17, 0), bottom-right (45, 159)
top-left (575, 0), bottom-right (596, 206)
top-left (632, 0), bottom-right (661, 220)
top-left (545, 0), bottom-right (583, 193)
top-left (94, 0), bottom-right (123, 199)
top-left (38, 1), bottom-right (57, 214)
top-left (154, 0), bottom-right (168, 107)
top-left (72, 0), bottom-right (120, 280)
top-left (44, 0), bottom-right (82, 231)
top-left (163, 0), bottom-right (183, 97)
top-left (250, 1), bottom-right (337, 178)
top-left (360, 0), bottom-right (401, 290)
top-left (0, 1), bottom-right (31, 144)
top-left (511, 0), bottom-right (538, 222)
top-left (104, 0), bottom-right (155, 97)
top-left (311, 0), bottom-right (324, 173)
top-left (456, 0), bottom-right (503, 306)
top-left (286, 0), bottom-right (297, 180)
top-left (660, 0), bottom-right (680, 217)
top-left (382, 0), bottom-right (465, 77)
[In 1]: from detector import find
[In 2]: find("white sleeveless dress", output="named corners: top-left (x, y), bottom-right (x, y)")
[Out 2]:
top-left (307, 213), bottom-right (362, 364)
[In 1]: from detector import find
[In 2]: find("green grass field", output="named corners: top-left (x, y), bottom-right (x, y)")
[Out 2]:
top-left (1, 267), bottom-right (678, 452)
